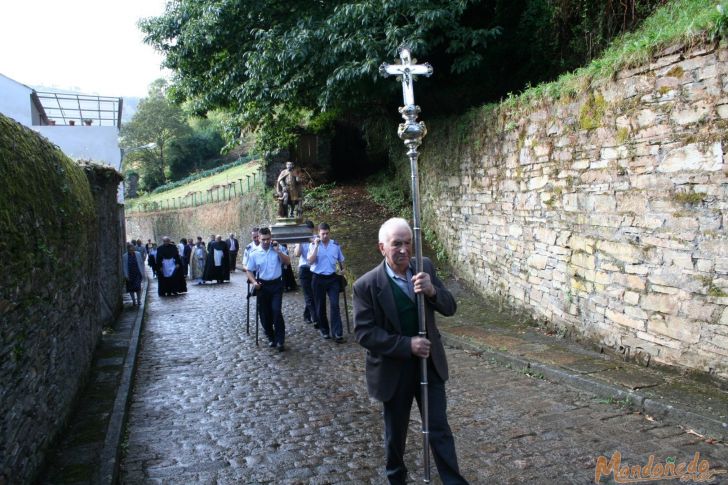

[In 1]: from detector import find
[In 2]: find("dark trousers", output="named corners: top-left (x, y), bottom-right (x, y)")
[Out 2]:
top-left (383, 358), bottom-right (467, 485)
top-left (312, 273), bottom-right (341, 337)
top-left (299, 266), bottom-right (315, 322)
top-left (229, 250), bottom-right (239, 271)
top-left (256, 279), bottom-right (285, 345)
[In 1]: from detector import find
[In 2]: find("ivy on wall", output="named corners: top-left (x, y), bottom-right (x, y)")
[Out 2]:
top-left (0, 114), bottom-right (97, 355)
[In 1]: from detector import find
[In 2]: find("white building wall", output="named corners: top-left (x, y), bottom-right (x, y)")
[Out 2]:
top-left (0, 74), bottom-right (124, 202)
top-left (34, 126), bottom-right (121, 170)
top-left (0, 74), bottom-right (34, 125)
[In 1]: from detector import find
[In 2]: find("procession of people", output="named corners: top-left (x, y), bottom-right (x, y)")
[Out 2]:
top-left (121, 158), bottom-right (467, 483)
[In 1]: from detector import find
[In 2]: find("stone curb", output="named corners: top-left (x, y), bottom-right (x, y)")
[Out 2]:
top-left (441, 332), bottom-right (727, 441)
top-left (96, 277), bottom-right (149, 484)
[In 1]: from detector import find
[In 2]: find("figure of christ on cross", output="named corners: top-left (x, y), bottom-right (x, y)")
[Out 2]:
top-left (379, 47), bottom-right (433, 107)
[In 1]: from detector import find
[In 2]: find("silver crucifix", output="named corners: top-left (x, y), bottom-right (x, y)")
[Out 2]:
top-left (379, 47), bottom-right (433, 106)
top-left (380, 45), bottom-right (434, 484)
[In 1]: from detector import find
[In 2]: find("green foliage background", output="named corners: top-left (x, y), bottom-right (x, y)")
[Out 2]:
top-left (140, 0), bottom-right (686, 152)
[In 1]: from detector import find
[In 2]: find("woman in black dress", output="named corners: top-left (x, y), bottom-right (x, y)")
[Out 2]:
top-left (123, 243), bottom-right (145, 305)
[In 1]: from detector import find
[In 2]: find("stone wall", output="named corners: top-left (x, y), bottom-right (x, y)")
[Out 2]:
top-left (81, 161), bottom-right (125, 327)
top-left (0, 115), bottom-right (123, 482)
top-left (125, 189), bottom-right (274, 246)
top-left (414, 42), bottom-right (728, 380)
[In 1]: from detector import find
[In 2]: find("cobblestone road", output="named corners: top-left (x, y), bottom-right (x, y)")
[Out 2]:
top-left (121, 271), bottom-right (727, 484)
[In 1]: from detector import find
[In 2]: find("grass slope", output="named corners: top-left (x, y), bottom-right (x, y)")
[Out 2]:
top-left (126, 161), bottom-right (262, 209)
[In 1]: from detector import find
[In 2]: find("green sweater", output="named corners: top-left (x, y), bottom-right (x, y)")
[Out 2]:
top-left (388, 276), bottom-right (419, 337)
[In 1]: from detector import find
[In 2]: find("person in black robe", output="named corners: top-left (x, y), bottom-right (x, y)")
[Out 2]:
top-left (203, 235), bottom-right (230, 283)
top-left (147, 243), bottom-right (158, 278)
top-left (155, 237), bottom-right (187, 296)
top-left (181, 238), bottom-right (192, 279)
top-left (281, 243), bottom-right (298, 291)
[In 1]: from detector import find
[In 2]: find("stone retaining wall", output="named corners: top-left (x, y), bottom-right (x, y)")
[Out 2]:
top-left (416, 43), bottom-right (728, 380)
top-left (0, 115), bottom-right (123, 482)
top-left (125, 190), bottom-right (274, 247)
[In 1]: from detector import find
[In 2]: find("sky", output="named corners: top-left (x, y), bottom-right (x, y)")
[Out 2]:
top-left (1, 0), bottom-right (170, 98)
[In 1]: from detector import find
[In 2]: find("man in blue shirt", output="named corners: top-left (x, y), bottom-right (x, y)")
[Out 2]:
top-left (241, 228), bottom-right (260, 271)
top-left (308, 222), bottom-right (345, 342)
top-left (294, 220), bottom-right (317, 325)
top-left (245, 227), bottom-right (290, 351)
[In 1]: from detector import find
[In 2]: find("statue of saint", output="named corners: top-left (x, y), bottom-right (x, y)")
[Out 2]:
top-left (276, 161), bottom-right (303, 219)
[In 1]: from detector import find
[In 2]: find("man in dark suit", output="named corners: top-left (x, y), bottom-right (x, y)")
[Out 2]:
top-left (227, 232), bottom-right (240, 272)
top-left (353, 218), bottom-right (467, 484)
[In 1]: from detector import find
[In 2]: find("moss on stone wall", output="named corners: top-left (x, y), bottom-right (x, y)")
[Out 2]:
top-left (0, 114), bottom-right (100, 481)
top-left (0, 115), bottom-right (96, 316)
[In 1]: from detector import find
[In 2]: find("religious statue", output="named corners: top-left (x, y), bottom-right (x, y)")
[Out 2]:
top-left (275, 161), bottom-right (303, 219)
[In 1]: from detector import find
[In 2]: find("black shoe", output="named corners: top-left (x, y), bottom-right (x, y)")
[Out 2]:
top-left (334, 336), bottom-right (345, 343)
top-left (276, 343), bottom-right (285, 352)
top-left (321, 331), bottom-right (331, 340)
top-left (268, 340), bottom-right (276, 348)
top-left (313, 322), bottom-right (320, 329)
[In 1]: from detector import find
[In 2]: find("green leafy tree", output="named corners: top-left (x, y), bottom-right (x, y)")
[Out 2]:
top-left (167, 128), bottom-right (226, 180)
top-left (140, 0), bottom-right (668, 153)
top-left (140, 0), bottom-right (502, 151)
top-left (121, 79), bottom-right (191, 189)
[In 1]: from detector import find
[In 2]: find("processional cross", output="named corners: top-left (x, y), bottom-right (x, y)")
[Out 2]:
top-left (380, 46), bottom-right (434, 483)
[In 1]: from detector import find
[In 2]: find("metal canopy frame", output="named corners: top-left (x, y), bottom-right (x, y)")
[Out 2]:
top-left (35, 91), bottom-right (123, 127)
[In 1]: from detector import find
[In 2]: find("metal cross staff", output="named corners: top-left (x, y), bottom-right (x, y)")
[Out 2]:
top-left (379, 46), bottom-right (434, 483)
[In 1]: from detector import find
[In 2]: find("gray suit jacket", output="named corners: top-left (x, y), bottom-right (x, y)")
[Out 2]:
top-left (353, 257), bottom-right (456, 402)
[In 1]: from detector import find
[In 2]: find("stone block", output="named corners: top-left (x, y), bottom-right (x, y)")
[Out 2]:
top-left (625, 305), bottom-right (649, 320)
top-left (594, 271), bottom-right (611, 285)
top-left (597, 240), bottom-right (643, 264)
top-left (600, 147), bottom-right (619, 160)
top-left (650, 284), bottom-right (681, 295)
top-left (694, 260), bottom-right (715, 276)
top-left (660, 249), bottom-right (693, 270)
top-left (636, 108), bottom-right (657, 127)
top-left (605, 308), bottom-right (645, 330)
top-left (569, 234), bottom-right (594, 254)
top-left (657, 142), bottom-right (723, 173)
top-left (669, 101), bottom-right (711, 125)
top-left (642, 293), bottom-right (679, 314)
top-left (634, 215), bottom-right (665, 229)
top-left (715, 258), bottom-right (728, 274)
top-left (624, 264), bottom-right (648, 275)
top-left (624, 291), bottom-right (640, 305)
top-left (717, 104), bottom-right (728, 119)
top-left (570, 251), bottom-right (595, 270)
top-left (634, 330), bottom-right (683, 350)
top-left (562, 193), bottom-right (579, 212)
top-left (647, 315), bottom-right (701, 344)
top-left (534, 227), bottom-right (557, 245)
top-left (697, 240), bottom-right (728, 259)
top-left (528, 175), bottom-right (549, 191)
top-left (527, 253), bottom-right (549, 270)
top-left (616, 192), bottom-right (648, 213)
top-left (680, 300), bottom-right (717, 322)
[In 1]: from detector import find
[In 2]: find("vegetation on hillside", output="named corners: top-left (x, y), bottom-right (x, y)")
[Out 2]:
top-left (121, 80), bottom-right (236, 194)
top-left (124, 158), bottom-right (262, 211)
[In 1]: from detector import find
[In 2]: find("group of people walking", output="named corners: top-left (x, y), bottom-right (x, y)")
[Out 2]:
top-left (125, 217), bottom-right (467, 483)
top-left (242, 221), bottom-right (346, 352)
top-left (124, 233), bottom-right (245, 299)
